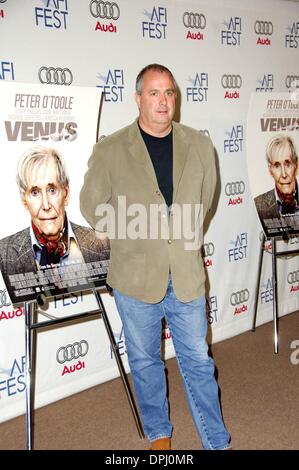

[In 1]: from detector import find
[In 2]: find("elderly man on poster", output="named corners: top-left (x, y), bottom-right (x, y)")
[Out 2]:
top-left (0, 146), bottom-right (109, 286)
top-left (254, 135), bottom-right (299, 222)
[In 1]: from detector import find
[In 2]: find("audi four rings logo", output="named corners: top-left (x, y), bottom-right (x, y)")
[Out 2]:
top-left (90, 0), bottom-right (120, 20)
top-left (287, 271), bottom-right (299, 284)
top-left (230, 289), bottom-right (249, 306)
top-left (202, 242), bottom-right (215, 257)
top-left (285, 75), bottom-right (299, 88)
top-left (254, 20), bottom-right (273, 35)
top-left (225, 181), bottom-right (245, 196)
top-left (56, 340), bottom-right (89, 364)
top-left (221, 75), bottom-right (242, 88)
top-left (38, 67), bottom-right (73, 85)
top-left (183, 12), bottom-right (206, 29)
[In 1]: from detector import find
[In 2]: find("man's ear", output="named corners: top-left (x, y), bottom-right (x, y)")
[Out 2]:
top-left (64, 185), bottom-right (70, 206)
top-left (135, 92), bottom-right (141, 110)
top-left (22, 198), bottom-right (29, 210)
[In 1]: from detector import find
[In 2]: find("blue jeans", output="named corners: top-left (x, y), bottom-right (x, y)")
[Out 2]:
top-left (113, 277), bottom-right (230, 450)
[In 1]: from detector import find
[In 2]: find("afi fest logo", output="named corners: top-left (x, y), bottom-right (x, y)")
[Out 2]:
top-left (228, 232), bottom-right (248, 262)
top-left (35, 0), bottom-right (68, 29)
top-left (285, 21), bottom-right (299, 48)
top-left (96, 69), bottom-right (124, 102)
top-left (206, 295), bottom-right (218, 325)
top-left (186, 73), bottom-right (208, 102)
top-left (230, 288), bottom-right (249, 316)
top-left (224, 124), bottom-right (244, 153)
top-left (221, 74), bottom-right (242, 99)
top-left (90, 0), bottom-right (120, 33)
top-left (260, 277), bottom-right (273, 304)
top-left (256, 74), bottom-right (274, 92)
top-left (0, 356), bottom-right (26, 399)
top-left (221, 16), bottom-right (242, 45)
top-left (225, 180), bottom-right (245, 206)
top-left (0, 61), bottom-right (14, 81)
top-left (142, 6), bottom-right (167, 39)
top-left (255, 20), bottom-right (273, 46)
top-left (183, 11), bottom-right (206, 41)
top-left (110, 326), bottom-right (127, 359)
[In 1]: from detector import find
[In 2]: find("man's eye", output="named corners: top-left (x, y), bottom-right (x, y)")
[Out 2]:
top-left (31, 189), bottom-right (40, 197)
top-left (48, 187), bottom-right (57, 195)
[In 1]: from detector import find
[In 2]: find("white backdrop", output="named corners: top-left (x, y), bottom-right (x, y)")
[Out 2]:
top-left (0, 0), bottom-right (299, 424)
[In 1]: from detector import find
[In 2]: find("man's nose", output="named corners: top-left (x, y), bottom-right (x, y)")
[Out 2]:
top-left (281, 165), bottom-right (287, 178)
top-left (160, 93), bottom-right (167, 105)
top-left (41, 191), bottom-right (51, 210)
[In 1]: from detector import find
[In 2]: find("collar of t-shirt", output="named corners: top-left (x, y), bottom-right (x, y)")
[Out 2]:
top-left (139, 124), bottom-right (173, 207)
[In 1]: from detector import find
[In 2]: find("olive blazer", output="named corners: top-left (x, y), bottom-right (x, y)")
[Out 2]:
top-left (80, 120), bottom-right (216, 303)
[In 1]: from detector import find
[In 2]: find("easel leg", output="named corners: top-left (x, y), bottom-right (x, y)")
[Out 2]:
top-left (92, 288), bottom-right (145, 438)
top-left (25, 301), bottom-right (37, 450)
top-left (252, 232), bottom-right (265, 332)
top-left (271, 238), bottom-right (279, 354)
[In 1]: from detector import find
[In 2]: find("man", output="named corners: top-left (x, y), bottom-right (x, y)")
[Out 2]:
top-left (254, 135), bottom-right (299, 222)
top-left (80, 64), bottom-right (231, 450)
top-left (0, 146), bottom-right (109, 300)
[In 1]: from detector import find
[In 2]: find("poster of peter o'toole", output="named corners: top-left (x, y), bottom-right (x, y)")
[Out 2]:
top-left (0, 82), bottom-right (110, 305)
top-left (247, 92), bottom-right (299, 239)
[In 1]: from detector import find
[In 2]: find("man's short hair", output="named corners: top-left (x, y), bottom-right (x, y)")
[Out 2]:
top-left (17, 146), bottom-right (69, 198)
top-left (266, 135), bottom-right (298, 166)
top-left (135, 63), bottom-right (177, 95)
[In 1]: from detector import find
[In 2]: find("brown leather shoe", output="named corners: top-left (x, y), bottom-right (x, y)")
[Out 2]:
top-left (149, 437), bottom-right (171, 450)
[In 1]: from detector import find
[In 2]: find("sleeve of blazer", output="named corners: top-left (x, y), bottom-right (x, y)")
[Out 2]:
top-left (200, 135), bottom-right (217, 221)
top-left (80, 142), bottom-right (112, 230)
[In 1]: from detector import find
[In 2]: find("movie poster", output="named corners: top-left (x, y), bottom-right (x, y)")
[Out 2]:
top-left (0, 82), bottom-right (109, 304)
top-left (247, 92), bottom-right (299, 238)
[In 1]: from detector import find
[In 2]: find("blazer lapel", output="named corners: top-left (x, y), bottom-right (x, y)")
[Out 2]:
top-left (172, 123), bottom-right (189, 203)
top-left (128, 121), bottom-right (158, 189)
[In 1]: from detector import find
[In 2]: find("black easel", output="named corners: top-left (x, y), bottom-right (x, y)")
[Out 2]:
top-left (252, 233), bottom-right (299, 353)
top-left (24, 287), bottom-right (144, 450)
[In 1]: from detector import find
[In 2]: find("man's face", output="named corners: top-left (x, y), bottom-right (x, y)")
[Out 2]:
top-left (22, 156), bottom-right (69, 241)
top-left (135, 70), bottom-right (176, 137)
top-left (269, 143), bottom-right (298, 196)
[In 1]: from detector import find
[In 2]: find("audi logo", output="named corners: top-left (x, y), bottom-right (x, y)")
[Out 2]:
top-left (38, 67), bottom-right (73, 85)
top-left (202, 242), bottom-right (215, 257)
top-left (183, 12), bottom-right (206, 29)
top-left (285, 75), bottom-right (299, 89)
top-left (254, 20), bottom-right (273, 35)
top-left (0, 289), bottom-right (11, 309)
top-left (230, 289), bottom-right (249, 306)
top-left (221, 74), bottom-right (242, 89)
top-left (225, 181), bottom-right (245, 196)
top-left (56, 340), bottom-right (89, 364)
top-left (90, 0), bottom-right (120, 20)
top-left (287, 271), bottom-right (299, 284)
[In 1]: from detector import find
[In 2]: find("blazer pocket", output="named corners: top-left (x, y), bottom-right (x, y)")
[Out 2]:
top-left (110, 249), bottom-right (146, 289)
